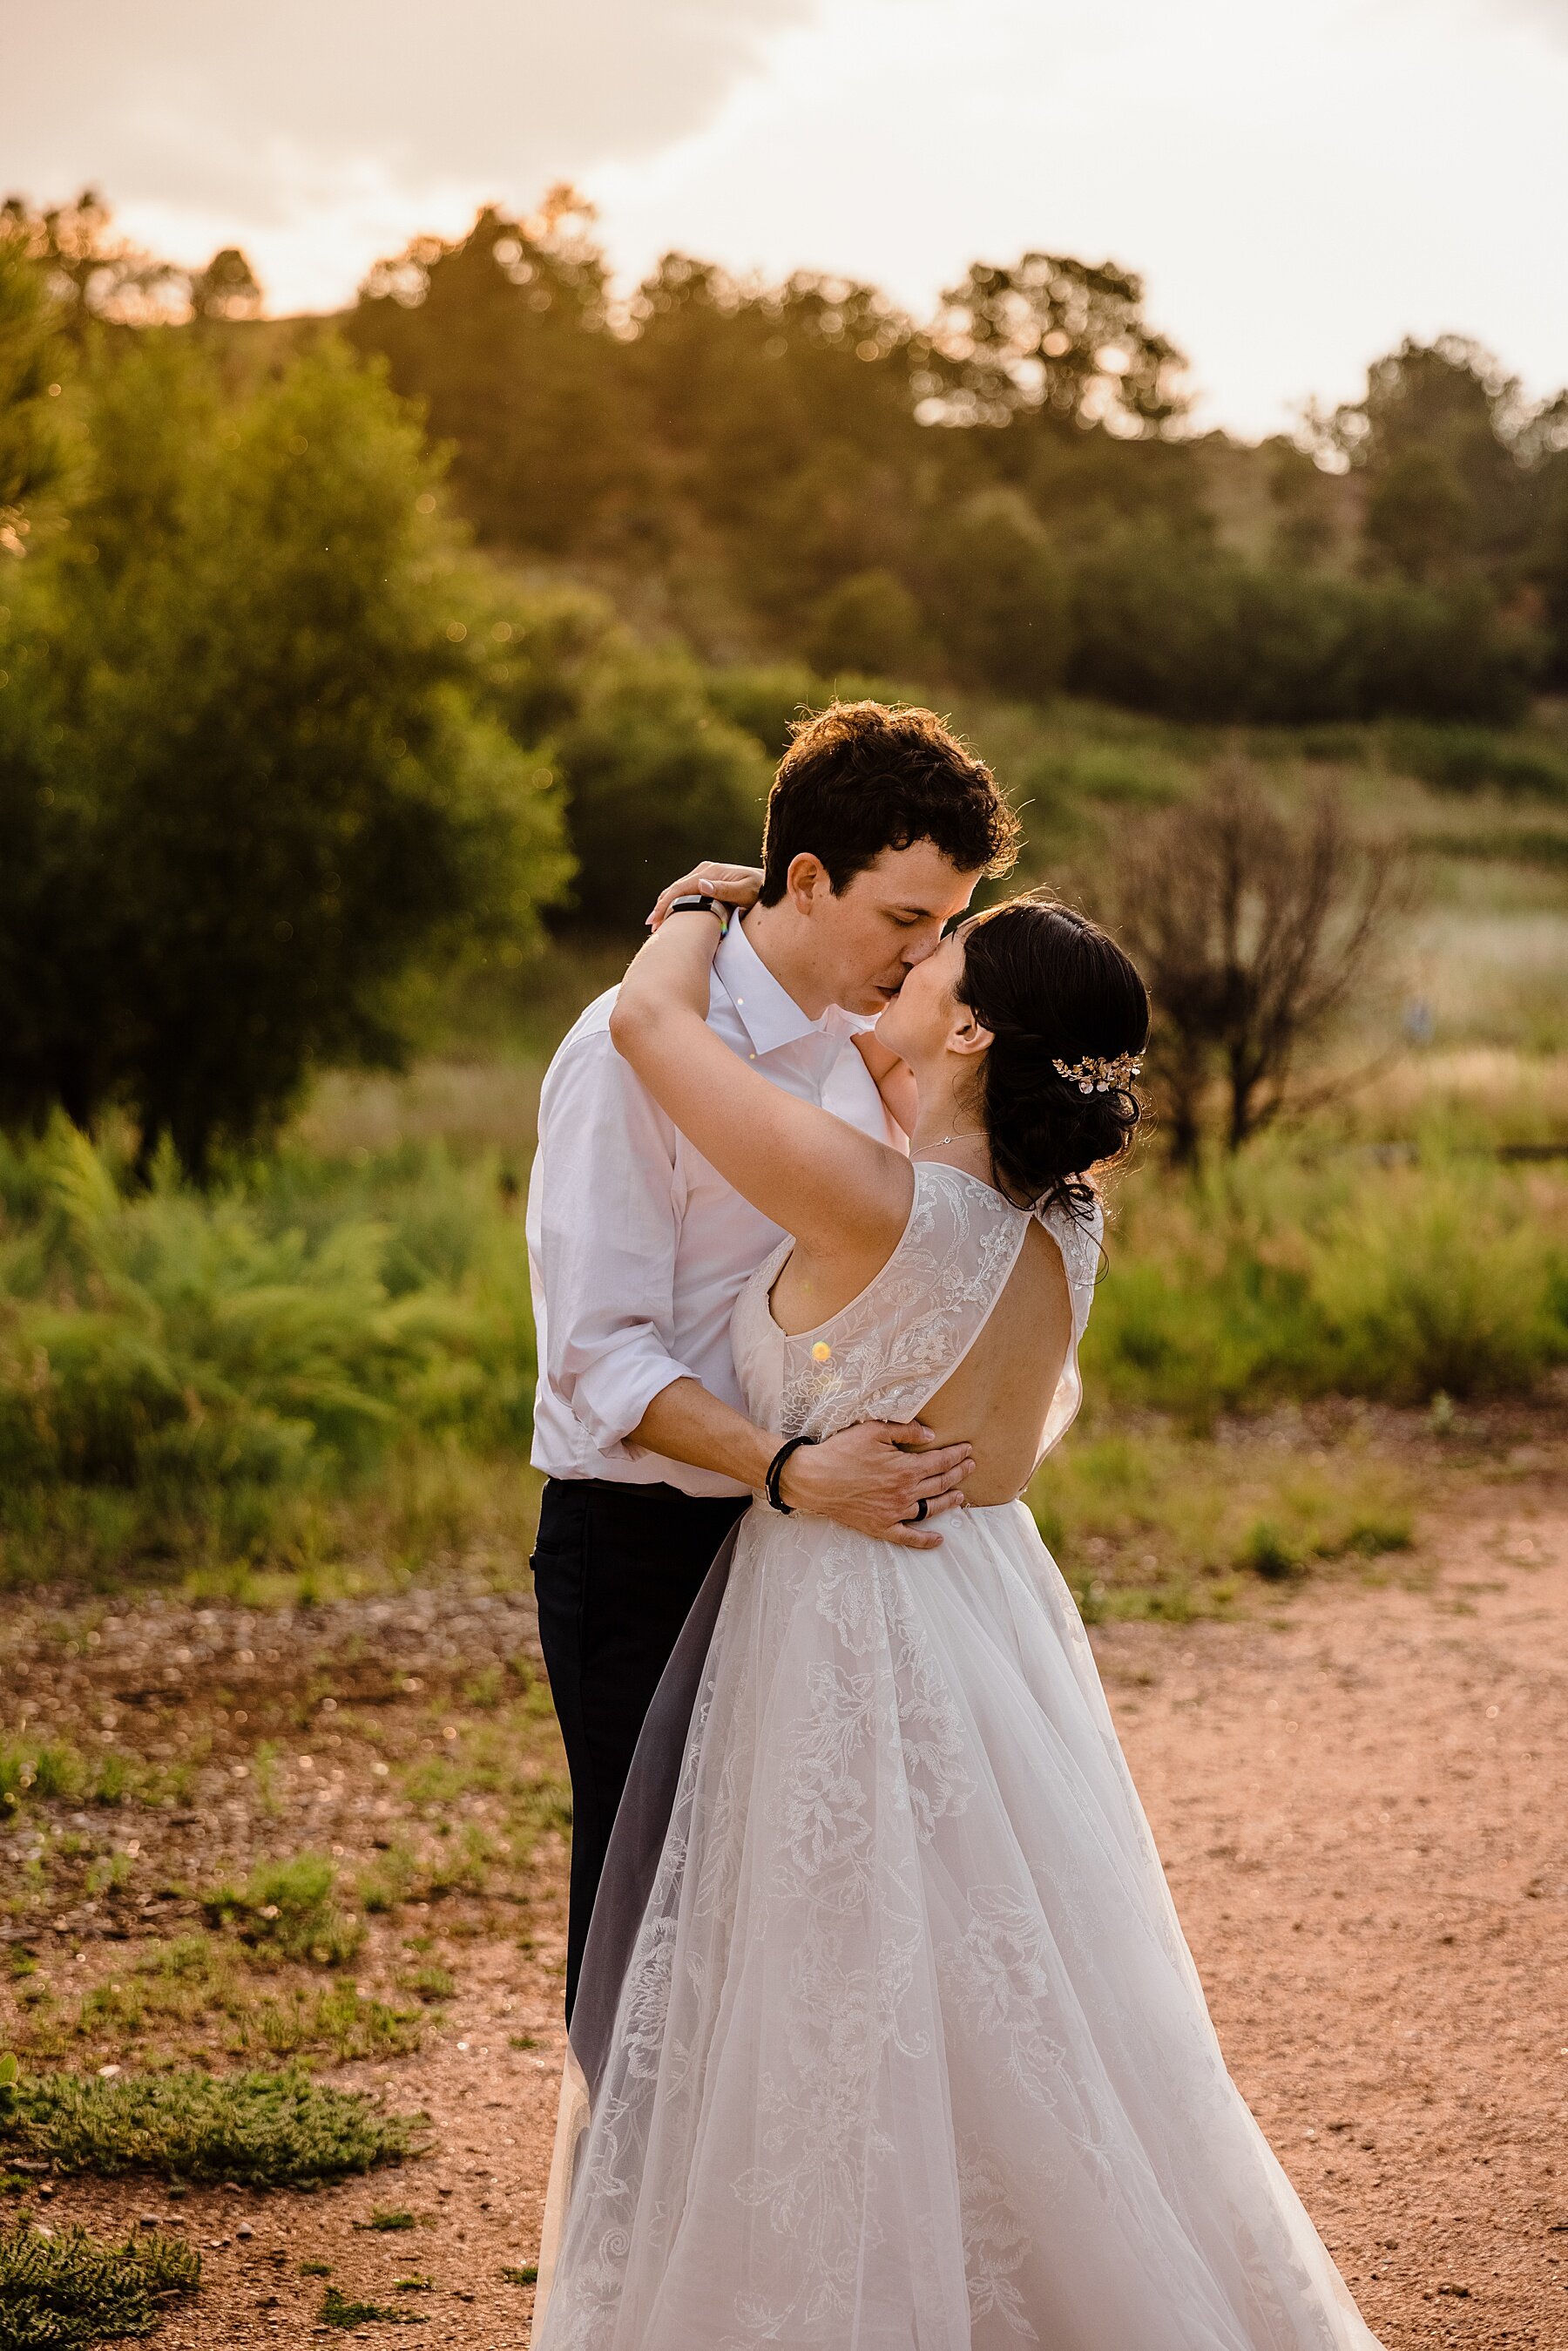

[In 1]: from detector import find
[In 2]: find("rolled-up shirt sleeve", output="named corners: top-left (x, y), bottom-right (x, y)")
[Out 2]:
top-left (528, 1027), bottom-right (697, 1455)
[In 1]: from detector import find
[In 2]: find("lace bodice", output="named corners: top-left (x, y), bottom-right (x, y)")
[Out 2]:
top-left (731, 1160), bottom-right (1100, 1479)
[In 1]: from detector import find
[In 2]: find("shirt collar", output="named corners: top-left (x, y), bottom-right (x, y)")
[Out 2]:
top-left (713, 914), bottom-right (836, 1056)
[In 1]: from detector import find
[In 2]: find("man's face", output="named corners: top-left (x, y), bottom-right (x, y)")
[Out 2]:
top-left (808, 842), bottom-right (983, 1017)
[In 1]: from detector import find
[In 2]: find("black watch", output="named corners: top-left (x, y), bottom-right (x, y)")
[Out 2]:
top-left (666, 893), bottom-right (729, 931)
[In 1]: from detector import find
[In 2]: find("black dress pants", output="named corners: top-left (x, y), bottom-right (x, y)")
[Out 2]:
top-left (531, 1478), bottom-right (749, 2022)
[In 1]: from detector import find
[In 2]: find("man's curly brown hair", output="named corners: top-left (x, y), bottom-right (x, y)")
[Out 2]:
top-left (758, 701), bottom-right (1019, 904)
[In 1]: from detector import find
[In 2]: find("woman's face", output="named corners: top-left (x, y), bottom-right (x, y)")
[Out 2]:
top-left (873, 920), bottom-right (974, 1064)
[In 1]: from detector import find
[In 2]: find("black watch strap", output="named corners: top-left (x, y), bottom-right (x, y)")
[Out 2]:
top-left (666, 893), bottom-right (729, 930)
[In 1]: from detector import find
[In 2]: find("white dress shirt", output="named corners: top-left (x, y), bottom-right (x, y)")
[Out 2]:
top-left (526, 916), bottom-right (903, 1496)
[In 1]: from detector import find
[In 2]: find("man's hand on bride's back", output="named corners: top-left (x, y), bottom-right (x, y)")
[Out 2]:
top-left (646, 863), bottom-right (764, 930)
top-left (780, 1422), bottom-right (972, 1551)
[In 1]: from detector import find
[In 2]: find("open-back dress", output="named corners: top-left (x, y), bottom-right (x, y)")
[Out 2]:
top-left (531, 1162), bottom-right (1384, 2350)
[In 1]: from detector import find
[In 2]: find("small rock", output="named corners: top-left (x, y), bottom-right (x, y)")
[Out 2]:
top-left (138, 2213), bottom-right (159, 2231)
top-left (236, 2221), bottom-right (254, 2240)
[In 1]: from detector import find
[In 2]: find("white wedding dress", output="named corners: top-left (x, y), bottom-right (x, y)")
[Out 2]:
top-left (532, 1163), bottom-right (1383, 2350)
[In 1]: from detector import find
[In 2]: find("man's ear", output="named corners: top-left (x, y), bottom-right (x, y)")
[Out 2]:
top-left (785, 851), bottom-right (832, 911)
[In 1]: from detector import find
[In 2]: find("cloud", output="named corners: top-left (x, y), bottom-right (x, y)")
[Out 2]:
top-left (0, 0), bottom-right (814, 230)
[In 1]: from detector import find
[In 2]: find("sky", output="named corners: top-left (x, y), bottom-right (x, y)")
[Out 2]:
top-left (3, 0), bottom-right (1567, 440)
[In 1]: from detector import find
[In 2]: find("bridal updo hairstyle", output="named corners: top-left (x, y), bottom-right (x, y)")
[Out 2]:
top-left (956, 897), bottom-right (1150, 1221)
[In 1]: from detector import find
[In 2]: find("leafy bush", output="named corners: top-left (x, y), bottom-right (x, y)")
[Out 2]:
top-left (0, 1124), bottom-right (536, 1572)
top-left (1067, 529), bottom-right (1539, 723)
top-left (705, 663), bottom-right (830, 762)
top-left (922, 489), bottom-right (1071, 700)
top-left (0, 2219), bottom-right (199, 2348)
top-left (0, 2063), bottom-right (424, 2185)
top-left (1088, 1145), bottom-right (1568, 1414)
top-left (555, 646), bottom-right (773, 930)
top-left (804, 568), bottom-right (927, 678)
top-left (1382, 722), bottom-right (1568, 802)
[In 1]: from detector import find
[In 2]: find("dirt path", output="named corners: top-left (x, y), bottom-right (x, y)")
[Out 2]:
top-left (4, 1476), bottom-right (1565, 2348)
top-left (1102, 1485), bottom-right (1568, 2350)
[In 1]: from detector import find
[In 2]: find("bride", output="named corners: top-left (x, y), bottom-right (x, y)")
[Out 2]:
top-left (531, 886), bottom-right (1383, 2351)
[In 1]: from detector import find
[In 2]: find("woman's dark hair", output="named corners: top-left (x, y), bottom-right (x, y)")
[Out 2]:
top-left (955, 896), bottom-right (1150, 1218)
top-left (759, 701), bottom-right (1018, 904)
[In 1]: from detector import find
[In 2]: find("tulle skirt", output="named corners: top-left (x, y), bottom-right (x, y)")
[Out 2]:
top-left (531, 1501), bottom-right (1383, 2350)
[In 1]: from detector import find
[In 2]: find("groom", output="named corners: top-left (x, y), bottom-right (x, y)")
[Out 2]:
top-left (526, 701), bottom-right (1017, 2016)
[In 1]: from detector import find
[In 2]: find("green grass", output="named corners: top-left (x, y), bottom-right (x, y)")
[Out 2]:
top-left (18, 1934), bottom-right (424, 2069)
top-left (1086, 1141), bottom-right (1568, 1421)
top-left (1029, 1423), bottom-right (1417, 1619)
top-left (0, 1737), bottom-right (189, 1820)
top-left (202, 1853), bottom-right (364, 1968)
top-left (319, 2282), bottom-right (428, 2327)
top-left (0, 1120), bottom-right (537, 1593)
top-left (0, 835), bottom-right (1565, 1604)
top-left (396, 1965), bottom-right (456, 2005)
top-left (0, 2219), bottom-right (199, 2348)
top-left (0, 2063), bottom-right (425, 2186)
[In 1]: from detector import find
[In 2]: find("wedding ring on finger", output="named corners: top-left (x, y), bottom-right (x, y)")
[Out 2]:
top-left (903, 1497), bottom-right (929, 1526)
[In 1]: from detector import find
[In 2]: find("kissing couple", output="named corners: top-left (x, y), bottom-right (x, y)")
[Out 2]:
top-left (525, 701), bottom-right (1383, 2348)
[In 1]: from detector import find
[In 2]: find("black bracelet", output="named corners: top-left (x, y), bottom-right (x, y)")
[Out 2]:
top-left (764, 1433), bottom-right (818, 1514)
top-left (666, 893), bottom-right (729, 931)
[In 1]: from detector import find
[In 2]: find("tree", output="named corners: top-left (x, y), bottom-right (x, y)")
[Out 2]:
top-left (553, 646), bottom-right (771, 932)
top-left (923, 254), bottom-right (1186, 436)
top-left (1090, 766), bottom-right (1403, 1161)
top-left (348, 193), bottom-right (634, 554)
top-left (1311, 335), bottom-right (1533, 579)
top-left (0, 328), bottom-right (571, 1173)
top-left (922, 488), bottom-right (1071, 699)
top-left (189, 247), bottom-right (263, 322)
top-left (0, 191), bottom-right (224, 335)
top-left (0, 218), bottom-right (70, 553)
top-left (805, 569), bottom-right (925, 678)
top-left (1065, 526), bottom-right (1538, 723)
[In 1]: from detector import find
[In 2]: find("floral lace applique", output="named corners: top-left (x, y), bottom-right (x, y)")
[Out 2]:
top-left (958, 2134), bottom-right (1039, 2339)
top-left (940, 1885), bottom-right (1069, 2107)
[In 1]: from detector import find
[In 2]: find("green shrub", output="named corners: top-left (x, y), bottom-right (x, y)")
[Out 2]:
top-left (923, 489), bottom-right (1072, 701)
top-left (1239, 1520), bottom-right (1306, 1582)
top-left (0, 1125), bottom-right (537, 1581)
top-left (1382, 721), bottom-right (1568, 802)
top-left (0, 2218), bottom-right (199, 2348)
top-left (1088, 1144), bottom-right (1568, 1413)
top-left (705, 663), bottom-right (828, 762)
top-left (1067, 528), bottom-right (1538, 722)
top-left (555, 646), bottom-right (772, 931)
top-left (0, 2063), bottom-right (424, 2185)
top-left (804, 568), bottom-right (928, 678)
top-left (1308, 1165), bottom-right (1563, 1400)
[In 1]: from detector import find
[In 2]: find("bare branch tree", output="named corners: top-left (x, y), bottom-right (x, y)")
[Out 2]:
top-left (1086, 762), bottom-right (1404, 1161)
